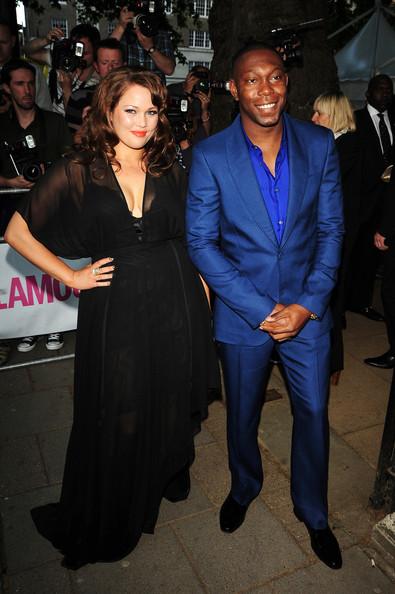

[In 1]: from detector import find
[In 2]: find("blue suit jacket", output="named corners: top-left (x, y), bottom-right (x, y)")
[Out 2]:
top-left (186, 113), bottom-right (344, 346)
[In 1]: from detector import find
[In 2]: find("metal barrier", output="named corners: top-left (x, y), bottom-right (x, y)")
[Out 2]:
top-left (0, 228), bottom-right (76, 370)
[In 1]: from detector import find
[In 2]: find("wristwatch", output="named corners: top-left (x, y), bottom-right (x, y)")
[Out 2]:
top-left (147, 46), bottom-right (156, 54)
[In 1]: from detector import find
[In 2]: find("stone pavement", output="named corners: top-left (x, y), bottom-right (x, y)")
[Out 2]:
top-left (1, 309), bottom-right (395, 594)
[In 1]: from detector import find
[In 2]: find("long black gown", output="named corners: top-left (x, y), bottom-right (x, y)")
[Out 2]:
top-left (17, 154), bottom-right (220, 567)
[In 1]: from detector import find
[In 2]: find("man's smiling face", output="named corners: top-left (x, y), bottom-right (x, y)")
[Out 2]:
top-left (230, 48), bottom-right (288, 131)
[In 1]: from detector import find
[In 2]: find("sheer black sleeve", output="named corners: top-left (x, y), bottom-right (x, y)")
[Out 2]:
top-left (16, 156), bottom-right (91, 259)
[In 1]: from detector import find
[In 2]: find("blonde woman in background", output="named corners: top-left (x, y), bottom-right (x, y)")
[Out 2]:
top-left (312, 91), bottom-right (361, 384)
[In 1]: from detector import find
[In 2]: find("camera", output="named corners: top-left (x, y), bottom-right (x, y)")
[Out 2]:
top-left (192, 71), bottom-right (210, 96)
top-left (166, 95), bottom-right (191, 143)
top-left (270, 29), bottom-right (303, 68)
top-left (51, 38), bottom-right (86, 72)
top-left (268, 18), bottom-right (324, 68)
top-left (127, 0), bottom-right (159, 38)
top-left (2, 136), bottom-right (43, 183)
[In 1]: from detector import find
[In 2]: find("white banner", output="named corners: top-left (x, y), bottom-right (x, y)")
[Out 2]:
top-left (0, 242), bottom-right (90, 339)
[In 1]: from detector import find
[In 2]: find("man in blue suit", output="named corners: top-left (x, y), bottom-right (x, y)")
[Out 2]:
top-left (186, 43), bottom-right (344, 570)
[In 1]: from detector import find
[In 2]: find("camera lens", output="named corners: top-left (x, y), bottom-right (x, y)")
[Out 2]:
top-left (23, 162), bottom-right (42, 182)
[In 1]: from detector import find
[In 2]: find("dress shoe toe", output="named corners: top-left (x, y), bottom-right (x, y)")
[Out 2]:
top-left (364, 352), bottom-right (395, 369)
top-left (308, 526), bottom-right (342, 570)
top-left (220, 494), bottom-right (248, 533)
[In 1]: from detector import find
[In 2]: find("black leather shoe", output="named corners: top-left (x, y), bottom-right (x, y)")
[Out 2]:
top-left (364, 351), bottom-right (395, 369)
top-left (351, 307), bottom-right (385, 322)
top-left (308, 526), bottom-right (342, 570)
top-left (220, 493), bottom-right (248, 533)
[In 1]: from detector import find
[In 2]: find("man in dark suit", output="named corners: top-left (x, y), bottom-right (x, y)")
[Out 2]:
top-left (347, 74), bottom-right (394, 321)
top-left (365, 169), bottom-right (395, 368)
top-left (186, 43), bottom-right (344, 569)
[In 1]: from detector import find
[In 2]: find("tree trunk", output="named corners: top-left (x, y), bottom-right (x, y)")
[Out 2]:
top-left (209, 0), bottom-right (339, 131)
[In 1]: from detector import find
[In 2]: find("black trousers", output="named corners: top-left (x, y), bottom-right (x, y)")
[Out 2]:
top-left (382, 243), bottom-right (395, 354)
top-left (347, 218), bottom-right (381, 310)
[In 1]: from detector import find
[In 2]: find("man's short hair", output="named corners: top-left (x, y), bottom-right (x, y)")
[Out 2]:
top-left (367, 74), bottom-right (393, 92)
top-left (70, 23), bottom-right (100, 47)
top-left (94, 38), bottom-right (125, 63)
top-left (231, 41), bottom-right (283, 75)
top-left (1, 58), bottom-right (36, 85)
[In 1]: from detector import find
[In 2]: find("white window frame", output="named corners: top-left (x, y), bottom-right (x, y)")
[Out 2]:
top-left (189, 30), bottom-right (211, 49)
top-left (194, 0), bottom-right (212, 18)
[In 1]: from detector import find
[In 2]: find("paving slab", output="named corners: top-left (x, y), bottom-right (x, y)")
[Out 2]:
top-left (269, 546), bottom-right (394, 594)
top-left (194, 424), bottom-right (216, 447)
top-left (190, 442), bottom-right (230, 506)
top-left (0, 435), bottom-right (47, 497)
top-left (1, 485), bottom-right (62, 574)
top-left (342, 424), bottom-right (384, 469)
top-left (29, 359), bottom-right (74, 393)
top-left (70, 525), bottom-right (205, 594)
top-left (0, 368), bottom-right (32, 399)
top-left (37, 428), bottom-right (70, 485)
top-left (0, 387), bottom-right (72, 440)
top-left (259, 399), bottom-right (292, 469)
top-left (328, 431), bottom-right (376, 511)
top-left (172, 501), bottom-right (307, 593)
top-left (7, 560), bottom-right (71, 594)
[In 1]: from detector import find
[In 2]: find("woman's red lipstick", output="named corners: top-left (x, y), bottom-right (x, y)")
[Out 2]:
top-left (131, 131), bottom-right (147, 137)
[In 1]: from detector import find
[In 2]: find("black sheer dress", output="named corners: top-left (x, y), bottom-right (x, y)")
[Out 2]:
top-left (17, 154), bottom-right (220, 568)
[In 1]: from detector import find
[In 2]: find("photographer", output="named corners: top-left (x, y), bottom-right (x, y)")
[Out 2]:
top-left (0, 20), bottom-right (52, 113)
top-left (0, 59), bottom-right (72, 353)
top-left (167, 66), bottom-right (212, 172)
top-left (0, 60), bottom-right (71, 198)
top-left (167, 65), bottom-right (212, 138)
top-left (24, 24), bottom-right (100, 116)
top-left (110, 4), bottom-right (175, 82)
top-left (65, 38), bottom-right (125, 136)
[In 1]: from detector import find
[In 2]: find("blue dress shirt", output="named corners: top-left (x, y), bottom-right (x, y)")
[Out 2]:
top-left (242, 120), bottom-right (290, 243)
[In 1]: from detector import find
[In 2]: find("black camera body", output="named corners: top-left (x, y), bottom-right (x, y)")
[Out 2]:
top-left (2, 136), bottom-right (43, 183)
top-left (166, 95), bottom-right (191, 143)
top-left (128, 0), bottom-right (159, 37)
top-left (192, 71), bottom-right (210, 96)
top-left (51, 38), bottom-right (86, 72)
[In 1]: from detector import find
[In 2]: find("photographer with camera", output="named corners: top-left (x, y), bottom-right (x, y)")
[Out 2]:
top-left (65, 38), bottom-right (125, 136)
top-left (167, 65), bottom-right (212, 172)
top-left (0, 20), bottom-right (52, 114)
top-left (25, 24), bottom-right (101, 116)
top-left (110, 4), bottom-right (175, 82)
top-left (0, 59), bottom-right (72, 354)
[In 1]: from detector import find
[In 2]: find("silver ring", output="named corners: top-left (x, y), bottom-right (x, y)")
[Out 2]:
top-left (92, 267), bottom-right (100, 276)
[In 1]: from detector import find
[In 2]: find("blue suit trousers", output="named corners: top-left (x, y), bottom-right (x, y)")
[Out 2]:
top-left (219, 332), bottom-right (330, 530)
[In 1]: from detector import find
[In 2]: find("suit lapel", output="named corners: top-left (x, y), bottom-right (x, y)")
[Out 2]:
top-left (226, 116), bottom-right (277, 247)
top-left (280, 114), bottom-right (309, 247)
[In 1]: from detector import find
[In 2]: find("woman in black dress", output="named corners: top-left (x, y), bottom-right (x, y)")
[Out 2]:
top-left (312, 91), bottom-right (362, 383)
top-left (5, 67), bottom-right (219, 569)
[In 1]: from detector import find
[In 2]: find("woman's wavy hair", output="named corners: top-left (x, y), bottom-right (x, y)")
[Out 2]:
top-left (77, 67), bottom-right (176, 176)
top-left (313, 91), bottom-right (356, 134)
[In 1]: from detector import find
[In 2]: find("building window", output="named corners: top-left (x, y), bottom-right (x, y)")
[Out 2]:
top-left (107, 21), bottom-right (116, 35)
top-left (189, 60), bottom-right (210, 71)
top-left (194, 0), bottom-right (212, 18)
top-left (51, 18), bottom-right (68, 37)
top-left (164, 0), bottom-right (173, 14)
top-left (189, 30), bottom-right (211, 48)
